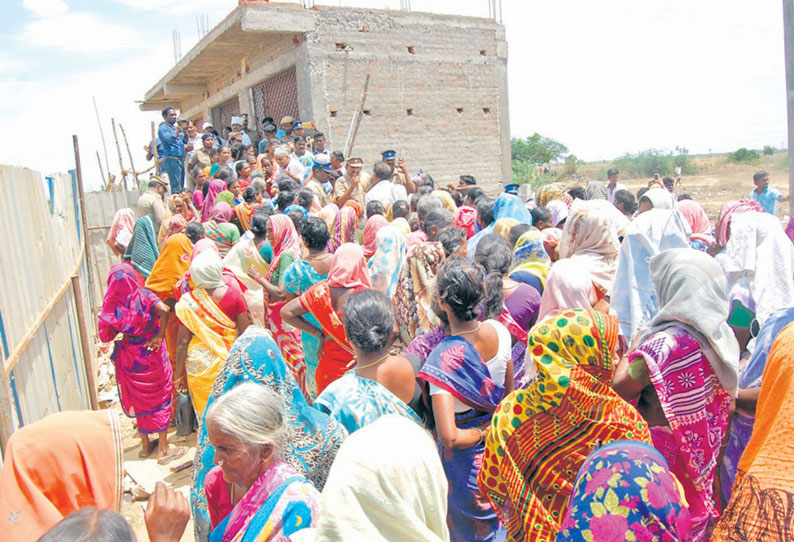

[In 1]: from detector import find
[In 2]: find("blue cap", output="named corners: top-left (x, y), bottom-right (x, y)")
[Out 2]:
top-left (381, 150), bottom-right (396, 160)
top-left (292, 120), bottom-right (303, 130)
top-left (504, 184), bottom-right (520, 195)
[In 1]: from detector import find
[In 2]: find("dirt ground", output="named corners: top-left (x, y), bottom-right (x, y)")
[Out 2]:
top-left (578, 153), bottom-right (792, 222)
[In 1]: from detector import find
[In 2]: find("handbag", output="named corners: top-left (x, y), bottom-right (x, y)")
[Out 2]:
top-left (175, 390), bottom-right (198, 436)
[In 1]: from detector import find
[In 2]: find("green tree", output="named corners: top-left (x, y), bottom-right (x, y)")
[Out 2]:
top-left (511, 133), bottom-right (569, 164)
top-left (763, 145), bottom-right (776, 156)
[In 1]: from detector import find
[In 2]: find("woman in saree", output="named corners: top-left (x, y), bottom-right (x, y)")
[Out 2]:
top-left (204, 383), bottom-right (320, 542)
top-left (418, 257), bottom-right (513, 542)
top-left (557, 441), bottom-right (692, 542)
top-left (159, 192), bottom-right (199, 247)
top-left (247, 214), bottom-right (307, 398)
top-left (328, 205), bottom-right (358, 252)
top-left (492, 217), bottom-right (519, 241)
top-left (677, 198), bottom-right (715, 251)
top-left (123, 214), bottom-right (160, 282)
top-left (638, 187), bottom-right (676, 213)
top-left (281, 243), bottom-right (372, 394)
top-left (0, 410), bottom-right (124, 541)
top-left (222, 213), bottom-right (270, 328)
top-left (202, 179), bottom-right (227, 222)
top-left (478, 309), bottom-right (651, 542)
top-left (146, 231), bottom-right (195, 363)
top-left (233, 183), bottom-right (266, 232)
top-left (714, 198), bottom-right (763, 248)
top-left (720, 307), bottom-right (794, 504)
top-left (713, 321), bottom-right (794, 541)
top-left (508, 228), bottom-right (550, 294)
top-left (556, 199), bottom-right (621, 304)
top-left (192, 327), bottom-right (346, 541)
top-left (315, 290), bottom-right (421, 434)
top-left (99, 263), bottom-right (186, 462)
top-left (107, 208), bottom-right (135, 258)
top-left (536, 183), bottom-right (573, 208)
top-left (282, 217), bottom-right (333, 400)
top-left (612, 249), bottom-right (739, 541)
top-left (203, 202), bottom-right (241, 258)
top-left (537, 258), bottom-right (604, 323)
top-left (367, 225), bottom-right (406, 298)
top-left (175, 250), bottom-right (251, 417)
top-left (308, 415), bottom-right (449, 542)
top-left (362, 213), bottom-right (388, 258)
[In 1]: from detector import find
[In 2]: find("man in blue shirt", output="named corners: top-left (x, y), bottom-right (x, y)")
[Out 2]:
top-left (157, 106), bottom-right (186, 193)
top-left (750, 170), bottom-right (789, 214)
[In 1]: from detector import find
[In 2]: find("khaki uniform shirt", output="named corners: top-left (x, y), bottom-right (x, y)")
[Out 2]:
top-left (334, 171), bottom-right (370, 209)
top-left (306, 179), bottom-right (331, 208)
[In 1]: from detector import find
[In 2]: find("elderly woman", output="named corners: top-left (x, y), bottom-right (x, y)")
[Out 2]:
top-left (175, 250), bottom-right (251, 417)
top-left (315, 290), bottom-right (421, 434)
top-left (612, 249), bottom-right (739, 541)
top-left (204, 383), bottom-right (320, 542)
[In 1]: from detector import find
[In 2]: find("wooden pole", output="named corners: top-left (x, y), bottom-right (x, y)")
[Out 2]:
top-left (0, 349), bottom-right (16, 454)
top-left (96, 150), bottom-right (108, 190)
top-left (784, 0), bottom-right (794, 215)
top-left (111, 118), bottom-right (129, 191)
top-left (71, 275), bottom-right (98, 410)
top-left (151, 121), bottom-right (161, 175)
top-left (73, 136), bottom-right (97, 320)
top-left (119, 122), bottom-right (139, 190)
top-left (92, 97), bottom-right (112, 179)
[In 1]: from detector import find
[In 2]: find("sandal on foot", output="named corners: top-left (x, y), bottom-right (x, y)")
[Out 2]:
top-left (157, 445), bottom-right (188, 465)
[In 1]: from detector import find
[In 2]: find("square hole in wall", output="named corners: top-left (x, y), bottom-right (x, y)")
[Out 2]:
top-left (330, 110), bottom-right (338, 118)
top-left (483, 107), bottom-right (491, 114)
top-left (406, 108), bottom-right (413, 116)
top-left (335, 42), bottom-right (351, 52)
top-left (363, 109), bottom-right (371, 116)
top-left (480, 49), bottom-right (487, 56)
top-left (456, 107), bottom-right (464, 113)
top-left (407, 46), bottom-right (416, 54)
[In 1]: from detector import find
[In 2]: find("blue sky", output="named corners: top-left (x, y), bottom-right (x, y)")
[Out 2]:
top-left (0, 0), bottom-right (787, 189)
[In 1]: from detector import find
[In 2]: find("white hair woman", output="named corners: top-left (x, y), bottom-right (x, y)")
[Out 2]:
top-left (204, 383), bottom-right (319, 541)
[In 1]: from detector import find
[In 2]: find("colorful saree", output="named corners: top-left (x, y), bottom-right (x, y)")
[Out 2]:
top-left (284, 259), bottom-right (327, 400)
top-left (328, 206), bottom-right (358, 252)
top-left (393, 242), bottom-right (446, 345)
top-left (192, 327), bottom-right (346, 541)
top-left (629, 327), bottom-right (731, 541)
top-left (202, 179), bottom-right (227, 222)
top-left (509, 229), bottom-right (550, 291)
top-left (99, 263), bottom-right (173, 434)
top-left (713, 321), bottom-right (794, 541)
top-left (362, 214), bottom-right (388, 258)
top-left (222, 233), bottom-right (269, 327)
top-left (478, 309), bottom-right (651, 542)
top-left (721, 307), bottom-right (794, 503)
top-left (264, 214), bottom-right (307, 399)
top-left (367, 225), bottom-right (406, 297)
top-left (123, 214), bottom-right (160, 280)
top-left (418, 336), bottom-right (506, 542)
top-left (175, 287), bottom-right (238, 417)
top-left (557, 441), bottom-right (692, 542)
top-left (206, 461), bottom-right (319, 542)
top-left (0, 410), bottom-right (123, 541)
top-left (315, 371), bottom-right (422, 434)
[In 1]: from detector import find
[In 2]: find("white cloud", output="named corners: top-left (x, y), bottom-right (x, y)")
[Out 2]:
top-left (19, 13), bottom-right (142, 52)
top-left (22, 0), bottom-right (68, 17)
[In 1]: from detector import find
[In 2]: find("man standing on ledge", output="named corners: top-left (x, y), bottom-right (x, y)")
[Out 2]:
top-left (158, 106), bottom-right (186, 194)
top-left (381, 150), bottom-right (416, 194)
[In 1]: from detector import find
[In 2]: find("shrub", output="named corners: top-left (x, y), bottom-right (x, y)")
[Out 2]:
top-left (611, 149), bottom-right (696, 177)
top-left (728, 147), bottom-right (760, 162)
top-left (763, 145), bottom-right (776, 156)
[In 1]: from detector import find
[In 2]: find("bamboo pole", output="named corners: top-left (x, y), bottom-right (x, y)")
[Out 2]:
top-left (151, 121), bottom-right (160, 175)
top-left (111, 118), bottom-right (128, 191)
top-left (96, 150), bottom-right (109, 191)
top-left (119, 122), bottom-right (139, 190)
top-left (72, 135), bottom-right (97, 327)
top-left (71, 275), bottom-right (98, 410)
top-left (92, 97), bottom-right (111, 178)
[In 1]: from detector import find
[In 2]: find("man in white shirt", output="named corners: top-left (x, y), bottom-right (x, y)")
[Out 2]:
top-left (605, 168), bottom-right (627, 204)
top-left (365, 161), bottom-right (408, 210)
top-left (230, 116), bottom-right (252, 145)
top-left (273, 145), bottom-right (305, 186)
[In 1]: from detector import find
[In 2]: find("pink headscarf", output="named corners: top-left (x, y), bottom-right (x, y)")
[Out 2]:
top-left (264, 214), bottom-right (302, 283)
top-left (202, 179), bottom-right (227, 222)
top-left (166, 214), bottom-right (187, 237)
top-left (362, 215), bottom-right (388, 258)
top-left (212, 202), bottom-right (233, 223)
top-left (328, 243), bottom-right (373, 290)
top-left (542, 227), bottom-right (563, 248)
top-left (106, 208), bottom-right (135, 250)
top-left (455, 206), bottom-right (477, 239)
top-left (677, 199), bottom-right (714, 245)
top-left (715, 199), bottom-right (763, 247)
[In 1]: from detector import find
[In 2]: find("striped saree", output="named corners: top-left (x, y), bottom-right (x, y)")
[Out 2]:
top-left (477, 309), bottom-right (651, 542)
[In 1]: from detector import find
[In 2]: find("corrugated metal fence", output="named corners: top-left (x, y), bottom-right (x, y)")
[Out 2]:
top-left (0, 164), bottom-right (142, 455)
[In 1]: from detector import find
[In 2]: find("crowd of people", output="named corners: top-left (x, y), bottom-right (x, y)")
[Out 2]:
top-left (2, 104), bottom-right (794, 542)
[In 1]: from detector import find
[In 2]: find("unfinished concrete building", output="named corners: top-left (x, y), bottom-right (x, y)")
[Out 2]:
top-left (140, 2), bottom-right (510, 190)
